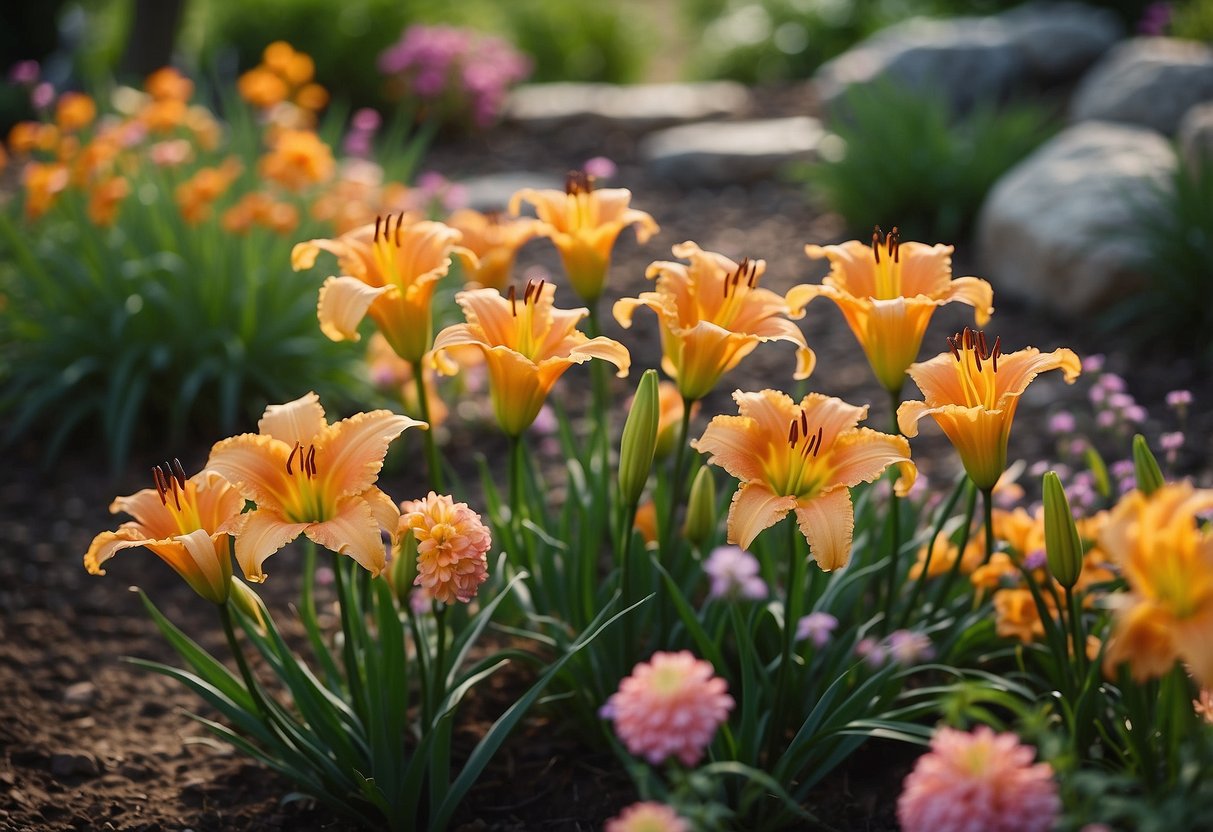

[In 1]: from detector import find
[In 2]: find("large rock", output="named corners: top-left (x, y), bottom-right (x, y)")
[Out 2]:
top-left (458, 171), bottom-right (565, 212)
top-left (1178, 102), bottom-right (1213, 171)
top-left (976, 121), bottom-right (1176, 315)
top-left (505, 82), bottom-right (751, 131)
top-left (813, 4), bottom-right (1120, 114)
top-left (1070, 38), bottom-right (1213, 135)
top-left (640, 117), bottom-right (825, 186)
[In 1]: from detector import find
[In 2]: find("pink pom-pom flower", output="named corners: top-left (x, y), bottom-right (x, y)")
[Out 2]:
top-left (898, 726), bottom-right (1060, 832)
top-left (605, 801), bottom-right (690, 832)
top-left (400, 492), bottom-right (491, 605)
top-left (601, 651), bottom-right (734, 767)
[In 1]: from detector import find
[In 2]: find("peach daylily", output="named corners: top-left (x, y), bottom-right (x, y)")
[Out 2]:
top-left (693, 390), bottom-right (916, 570)
top-left (85, 464), bottom-right (244, 604)
top-left (292, 214), bottom-right (474, 364)
top-left (897, 329), bottom-right (1080, 491)
top-left (206, 392), bottom-right (424, 582)
top-left (614, 242), bottom-right (815, 402)
top-left (510, 172), bottom-right (658, 304)
top-left (431, 278), bottom-right (630, 436)
top-left (788, 229), bottom-right (994, 394)
top-left (446, 208), bottom-right (541, 291)
top-left (1100, 482), bottom-right (1213, 686)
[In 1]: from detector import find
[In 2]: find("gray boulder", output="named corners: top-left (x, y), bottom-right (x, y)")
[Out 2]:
top-left (459, 172), bottom-right (565, 213)
top-left (1178, 102), bottom-right (1213, 171)
top-left (641, 117), bottom-right (826, 186)
top-left (505, 82), bottom-right (752, 131)
top-left (1070, 38), bottom-right (1213, 135)
top-left (999, 1), bottom-right (1123, 82)
top-left (977, 121), bottom-right (1176, 315)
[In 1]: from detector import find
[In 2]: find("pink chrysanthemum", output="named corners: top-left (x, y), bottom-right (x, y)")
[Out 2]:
top-left (400, 492), bottom-right (491, 605)
top-left (601, 651), bottom-right (734, 766)
top-left (605, 801), bottom-right (690, 832)
top-left (898, 726), bottom-right (1060, 832)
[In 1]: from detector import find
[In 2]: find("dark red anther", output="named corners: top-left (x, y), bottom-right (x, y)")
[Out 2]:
top-left (789, 420), bottom-right (799, 447)
top-left (306, 445), bottom-right (317, 479)
top-left (152, 466), bottom-right (168, 505)
top-left (286, 441), bottom-right (300, 475)
top-left (813, 426), bottom-right (823, 457)
top-left (992, 336), bottom-right (1001, 372)
top-left (508, 285), bottom-right (517, 317)
top-left (800, 408), bottom-right (808, 438)
top-left (171, 458), bottom-right (187, 489)
top-left (374, 215), bottom-right (382, 243)
top-left (872, 226), bottom-right (882, 264)
top-left (948, 335), bottom-right (960, 362)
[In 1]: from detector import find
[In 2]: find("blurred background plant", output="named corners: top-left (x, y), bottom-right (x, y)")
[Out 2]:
top-left (801, 81), bottom-right (1056, 241)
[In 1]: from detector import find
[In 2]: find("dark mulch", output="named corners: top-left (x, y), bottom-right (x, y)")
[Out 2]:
top-left (3, 84), bottom-right (1209, 832)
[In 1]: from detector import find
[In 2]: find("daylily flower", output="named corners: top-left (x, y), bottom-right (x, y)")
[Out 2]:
top-left (614, 241), bottom-right (815, 402)
top-left (898, 329), bottom-right (1080, 491)
top-left (694, 390), bottom-right (916, 570)
top-left (510, 171), bottom-right (658, 304)
top-left (431, 278), bottom-right (630, 436)
top-left (84, 462), bottom-right (244, 604)
top-left (1100, 482), bottom-right (1213, 686)
top-left (206, 392), bottom-right (424, 582)
top-left (788, 228), bottom-right (994, 394)
top-left (446, 208), bottom-right (540, 291)
top-left (291, 214), bottom-right (475, 364)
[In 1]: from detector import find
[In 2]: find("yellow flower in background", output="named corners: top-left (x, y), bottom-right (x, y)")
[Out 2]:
top-left (788, 229), bottom-right (994, 394)
top-left (258, 128), bottom-right (334, 192)
top-left (85, 464), bottom-right (244, 605)
top-left (898, 329), bottom-right (1080, 491)
top-left (510, 171), bottom-right (658, 303)
top-left (1101, 482), bottom-right (1213, 686)
top-left (431, 278), bottom-right (631, 436)
top-left (614, 241), bottom-right (815, 402)
top-left (292, 214), bottom-right (474, 363)
top-left (446, 208), bottom-right (541, 291)
top-left (87, 175), bottom-right (130, 226)
top-left (55, 92), bottom-right (97, 133)
top-left (206, 392), bottom-right (425, 582)
top-left (694, 390), bottom-right (915, 570)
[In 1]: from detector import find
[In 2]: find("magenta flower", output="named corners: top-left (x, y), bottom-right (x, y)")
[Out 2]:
top-left (898, 726), bottom-right (1060, 832)
top-left (703, 545), bottom-right (767, 600)
top-left (601, 651), bottom-right (734, 766)
top-left (605, 802), bottom-right (690, 832)
top-left (795, 612), bottom-right (838, 647)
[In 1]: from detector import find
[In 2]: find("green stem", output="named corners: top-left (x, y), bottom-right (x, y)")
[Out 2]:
top-left (410, 360), bottom-right (444, 492)
top-left (1064, 584), bottom-right (1085, 682)
top-left (767, 518), bottom-right (805, 766)
top-left (508, 433), bottom-right (525, 529)
top-left (331, 554), bottom-right (367, 717)
top-left (884, 390), bottom-right (903, 627)
top-left (618, 500), bottom-right (639, 668)
top-left (931, 480), bottom-right (979, 618)
top-left (433, 602), bottom-right (448, 700)
top-left (659, 398), bottom-right (696, 558)
top-left (219, 601), bottom-right (268, 718)
top-left (982, 488), bottom-right (996, 563)
top-left (898, 474), bottom-right (967, 631)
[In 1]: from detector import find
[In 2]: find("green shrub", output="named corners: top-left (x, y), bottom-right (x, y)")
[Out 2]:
top-left (802, 81), bottom-right (1056, 241)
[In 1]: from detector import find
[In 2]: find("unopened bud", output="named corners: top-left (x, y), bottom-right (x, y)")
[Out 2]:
top-left (618, 369), bottom-right (660, 508)
top-left (1042, 472), bottom-right (1083, 589)
top-left (228, 577), bottom-right (269, 634)
top-left (388, 531), bottom-right (419, 605)
top-left (1084, 445), bottom-right (1111, 500)
top-left (683, 465), bottom-right (717, 549)
top-left (1132, 434), bottom-right (1164, 496)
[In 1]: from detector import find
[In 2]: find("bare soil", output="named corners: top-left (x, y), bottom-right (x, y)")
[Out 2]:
top-left (3, 84), bottom-right (1210, 831)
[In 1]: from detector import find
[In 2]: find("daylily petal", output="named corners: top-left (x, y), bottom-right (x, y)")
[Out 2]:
top-left (693, 414), bottom-right (767, 483)
top-left (258, 390), bottom-right (328, 447)
top-left (320, 409), bottom-right (426, 499)
top-left (570, 335), bottom-right (631, 377)
top-left (317, 275), bottom-right (393, 342)
top-left (85, 526), bottom-right (153, 575)
top-left (229, 510), bottom-right (308, 583)
top-left (207, 433), bottom-right (292, 509)
top-left (895, 242), bottom-right (954, 297)
top-left (795, 487), bottom-right (855, 571)
top-left (109, 488), bottom-right (181, 540)
top-left (733, 388), bottom-right (796, 440)
top-left (796, 393), bottom-right (869, 449)
top-left (830, 428), bottom-right (916, 496)
top-left (727, 482), bottom-right (797, 551)
top-left (362, 486), bottom-right (401, 544)
top-left (942, 276), bottom-right (994, 326)
top-left (173, 528), bottom-right (233, 604)
top-left (305, 496), bottom-right (389, 577)
top-left (993, 347), bottom-right (1081, 401)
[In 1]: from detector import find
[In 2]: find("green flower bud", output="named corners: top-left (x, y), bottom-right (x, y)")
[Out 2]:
top-left (1132, 434), bottom-right (1165, 496)
top-left (1042, 471), bottom-right (1083, 589)
top-left (1084, 445), bottom-right (1111, 500)
top-left (618, 369), bottom-right (660, 508)
top-left (228, 577), bottom-right (269, 634)
top-left (683, 465), bottom-right (717, 550)
top-left (388, 531), bottom-right (418, 605)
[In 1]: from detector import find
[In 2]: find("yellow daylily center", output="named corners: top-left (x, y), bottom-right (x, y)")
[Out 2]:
top-left (281, 441), bottom-right (331, 523)
top-left (564, 170), bottom-right (596, 232)
top-left (371, 212), bottom-right (412, 290)
top-left (151, 459), bottom-right (204, 536)
top-left (871, 225), bottom-right (903, 300)
top-left (507, 277), bottom-right (548, 360)
top-left (713, 258), bottom-right (760, 329)
top-left (948, 327), bottom-right (1003, 410)
top-left (767, 408), bottom-right (827, 499)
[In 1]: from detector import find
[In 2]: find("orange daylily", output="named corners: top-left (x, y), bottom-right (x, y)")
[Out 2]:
top-left (206, 392), bottom-right (425, 582)
top-left (87, 175), bottom-right (130, 226)
top-left (510, 172), bottom-right (658, 304)
top-left (23, 162), bottom-right (69, 220)
top-left (1100, 482), bottom-right (1213, 686)
top-left (292, 214), bottom-right (474, 363)
top-left (145, 67), bottom-right (195, 102)
top-left (897, 329), bottom-right (1080, 491)
top-left (693, 390), bottom-right (916, 570)
top-left (258, 128), bottom-right (334, 192)
top-left (431, 278), bottom-right (631, 436)
top-left (614, 242), bottom-right (815, 402)
top-left (788, 229), bottom-right (994, 394)
top-left (85, 464), bottom-right (244, 604)
top-left (446, 208), bottom-right (541, 291)
top-left (55, 92), bottom-right (97, 133)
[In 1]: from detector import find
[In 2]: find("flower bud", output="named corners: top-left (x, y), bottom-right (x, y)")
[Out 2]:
top-left (618, 369), bottom-right (660, 508)
top-left (1042, 472), bottom-right (1083, 589)
top-left (228, 577), bottom-right (269, 634)
top-left (388, 531), bottom-right (419, 605)
top-left (1132, 434), bottom-right (1164, 496)
top-left (1084, 445), bottom-right (1111, 500)
top-left (683, 465), bottom-right (716, 550)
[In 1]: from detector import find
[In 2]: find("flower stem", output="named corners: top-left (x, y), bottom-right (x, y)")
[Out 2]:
top-left (767, 517), bottom-right (805, 766)
top-left (982, 487), bottom-right (996, 563)
top-left (931, 480), bottom-right (979, 619)
top-left (433, 602), bottom-right (448, 707)
top-left (617, 500), bottom-right (639, 668)
top-left (659, 397), bottom-right (696, 558)
top-left (219, 601), bottom-right (268, 718)
top-left (331, 553), bottom-right (367, 717)
top-left (898, 473), bottom-right (968, 631)
top-left (410, 360), bottom-right (444, 492)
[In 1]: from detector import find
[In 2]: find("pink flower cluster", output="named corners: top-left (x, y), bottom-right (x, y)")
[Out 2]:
top-left (898, 726), bottom-right (1060, 832)
top-left (601, 651), bottom-right (734, 766)
top-left (377, 25), bottom-right (532, 127)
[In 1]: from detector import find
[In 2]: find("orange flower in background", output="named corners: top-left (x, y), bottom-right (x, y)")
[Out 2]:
top-left (145, 67), bottom-right (195, 102)
top-left (259, 128), bottom-right (334, 191)
top-left (85, 464), bottom-right (244, 605)
top-left (139, 98), bottom-right (188, 133)
top-left (654, 380), bottom-right (697, 459)
top-left (263, 40), bottom-right (315, 87)
top-left (898, 329), bottom-right (1080, 491)
top-left (23, 161), bottom-right (69, 220)
top-left (206, 392), bottom-right (425, 582)
top-left (293, 214), bottom-right (473, 362)
top-left (1100, 482), bottom-right (1213, 686)
top-left (175, 158), bottom-right (242, 224)
top-left (446, 208), bottom-right (541, 291)
top-left (8, 121), bottom-right (44, 155)
top-left (694, 390), bottom-right (916, 570)
top-left (185, 106), bottom-right (223, 151)
top-left (55, 92), bottom-right (97, 133)
top-left (615, 241), bottom-right (814, 402)
top-left (788, 228), bottom-right (994, 394)
top-left (309, 159), bottom-right (387, 234)
top-left (510, 171), bottom-right (658, 303)
top-left (909, 531), bottom-right (983, 580)
top-left (994, 588), bottom-right (1046, 643)
top-left (87, 175), bottom-right (130, 226)
top-left (431, 278), bottom-right (631, 436)
top-left (222, 192), bottom-right (299, 235)
top-left (238, 65), bottom-right (290, 109)
top-left (239, 42), bottom-right (328, 116)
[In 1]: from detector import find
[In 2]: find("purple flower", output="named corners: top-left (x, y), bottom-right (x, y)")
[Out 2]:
top-left (1023, 550), bottom-right (1047, 571)
top-left (703, 546), bottom-right (767, 600)
top-left (856, 637), bottom-right (887, 667)
top-left (1047, 412), bottom-right (1076, 435)
top-left (1081, 354), bottom-right (1105, 373)
top-left (1160, 431), bottom-right (1185, 452)
top-left (1167, 389), bottom-right (1193, 413)
top-left (1098, 374), bottom-right (1127, 394)
top-left (7, 59), bottom-right (39, 86)
top-left (584, 156), bottom-right (618, 180)
top-left (31, 81), bottom-right (54, 110)
top-left (795, 612), bottom-right (838, 648)
top-left (886, 630), bottom-right (934, 666)
top-left (1137, 2), bottom-right (1172, 35)
top-left (352, 107), bottom-right (382, 133)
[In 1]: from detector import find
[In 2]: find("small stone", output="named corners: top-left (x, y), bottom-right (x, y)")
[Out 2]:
top-left (641, 117), bottom-right (825, 186)
top-left (138, 701), bottom-right (169, 718)
top-left (457, 171), bottom-right (565, 213)
top-left (50, 752), bottom-right (100, 779)
top-left (62, 681), bottom-right (97, 706)
top-left (506, 82), bottom-right (751, 131)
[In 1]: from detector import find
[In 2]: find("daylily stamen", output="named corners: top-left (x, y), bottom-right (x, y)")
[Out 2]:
top-left (152, 461), bottom-right (183, 511)
top-left (508, 284), bottom-right (517, 317)
top-left (171, 457), bottom-right (187, 489)
top-left (565, 170), bottom-right (595, 195)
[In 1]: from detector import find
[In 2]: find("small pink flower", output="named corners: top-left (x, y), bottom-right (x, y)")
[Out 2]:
top-left (1167, 389), bottom-right (1193, 411)
top-left (1081, 353), bottom-right (1105, 373)
top-left (400, 492), bottom-right (491, 604)
top-left (703, 545), bottom-right (767, 600)
top-left (605, 801), bottom-right (690, 832)
top-left (898, 726), bottom-right (1060, 832)
top-left (796, 612), bottom-right (838, 647)
top-left (855, 637), bottom-right (887, 667)
top-left (1047, 411), bottom-right (1076, 435)
top-left (583, 155), bottom-right (618, 180)
top-left (886, 630), bottom-right (934, 665)
top-left (601, 651), bottom-right (734, 766)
